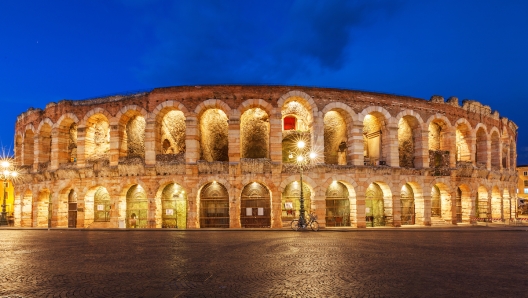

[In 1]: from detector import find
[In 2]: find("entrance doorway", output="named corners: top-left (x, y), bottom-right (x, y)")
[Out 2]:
top-left (67, 190), bottom-right (77, 228)
top-left (325, 182), bottom-right (350, 227)
top-left (240, 182), bottom-right (271, 228)
top-left (200, 182), bottom-right (229, 228)
top-left (366, 183), bottom-right (384, 227)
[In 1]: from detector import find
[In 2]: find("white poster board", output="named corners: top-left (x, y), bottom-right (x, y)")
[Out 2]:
top-left (258, 208), bottom-right (264, 216)
top-left (97, 204), bottom-right (104, 211)
top-left (284, 202), bottom-right (293, 209)
top-left (246, 208), bottom-right (253, 216)
top-left (165, 209), bottom-right (174, 215)
top-left (365, 207), bottom-right (371, 213)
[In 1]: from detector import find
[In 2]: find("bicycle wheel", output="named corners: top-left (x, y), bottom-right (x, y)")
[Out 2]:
top-left (310, 221), bottom-right (319, 231)
top-left (291, 220), bottom-right (300, 231)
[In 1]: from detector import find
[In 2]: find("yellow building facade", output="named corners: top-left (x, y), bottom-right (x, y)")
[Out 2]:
top-left (0, 180), bottom-right (15, 224)
top-left (516, 165), bottom-right (528, 217)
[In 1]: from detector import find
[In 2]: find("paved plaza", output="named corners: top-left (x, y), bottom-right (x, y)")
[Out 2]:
top-left (0, 227), bottom-right (527, 297)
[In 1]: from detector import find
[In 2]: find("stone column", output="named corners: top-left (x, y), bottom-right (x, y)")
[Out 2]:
top-left (312, 111), bottom-right (324, 152)
top-left (270, 188), bottom-right (283, 228)
top-left (467, 136), bottom-right (476, 166)
top-left (422, 193), bottom-right (431, 226)
top-left (386, 124), bottom-right (399, 167)
top-left (185, 116), bottom-right (200, 164)
top-left (50, 129), bottom-right (59, 170)
top-left (356, 193), bottom-right (366, 228)
top-left (269, 109), bottom-right (282, 163)
top-left (76, 127), bottom-right (86, 167)
top-left (447, 127), bottom-right (457, 168)
top-left (229, 185), bottom-right (241, 228)
top-left (415, 129), bottom-right (429, 169)
top-left (451, 189), bottom-right (458, 225)
top-left (144, 117), bottom-right (156, 166)
top-left (33, 135), bottom-right (39, 171)
top-left (486, 139), bottom-right (492, 170)
top-left (228, 113), bottom-right (241, 163)
top-left (186, 190), bottom-right (198, 229)
top-left (351, 120), bottom-right (364, 166)
top-left (109, 125), bottom-right (120, 166)
top-left (391, 190), bottom-right (401, 227)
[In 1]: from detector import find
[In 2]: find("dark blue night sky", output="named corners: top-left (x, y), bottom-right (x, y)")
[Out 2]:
top-left (1, 1), bottom-right (527, 162)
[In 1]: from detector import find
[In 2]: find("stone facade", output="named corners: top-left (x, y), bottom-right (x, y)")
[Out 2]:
top-left (12, 86), bottom-right (518, 229)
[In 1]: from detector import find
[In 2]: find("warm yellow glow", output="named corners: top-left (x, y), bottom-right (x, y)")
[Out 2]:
top-left (309, 152), bottom-right (317, 159)
top-left (297, 140), bottom-right (305, 149)
top-left (1, 161), bottom-right (10, 168)
top-left (3, 170), bottom-right (9, 176)
top-left (297, 156), bottom-right (304, 162)
top-left (11, 172), bottom-right (17, 178)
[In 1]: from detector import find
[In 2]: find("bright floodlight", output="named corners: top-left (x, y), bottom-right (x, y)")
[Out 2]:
top-left (1, 161), bottom-right (9, 168)
top-left (11, 172), bottom-right (17, 178)
top-left (297, 156), bottom-right (304, 162)
top-left (297, 141), bottom-right (305, 149)
top-left (309, 152), bottom-right (316, 159)
top-left (3, 170), bottom-right (9, 177)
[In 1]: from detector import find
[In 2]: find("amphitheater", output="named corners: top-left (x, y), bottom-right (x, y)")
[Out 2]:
top-left (12, 86), bottom-right (518, 229)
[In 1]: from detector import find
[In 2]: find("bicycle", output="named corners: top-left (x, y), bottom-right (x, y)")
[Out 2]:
top-left (291, 212), bottom-right (319, 231)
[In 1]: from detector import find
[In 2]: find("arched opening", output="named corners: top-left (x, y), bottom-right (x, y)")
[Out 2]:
top-left (157, 110), bottom-right (186, 159)
top-left (431, 183), bottom-right (452, 223)
top-left (200, 109), bottom-right (228, 161)
top-left (119, 113), bottom-right (146, 159)
top-left (281, 99), bottom-right (312, 163)
top-left (491, 187), bottom-right (502, 221)
top-left (160, 183), bottom-right (187, 228)
top-left (365, 183), bottom-right (385, 227)
top-left (281, 181), bottom-right (312, 226)
top-left (401, 183), bottom-right (415, 225)
top-left (324, 111), bottom-right (347, 165)
top-left (363, 113), bottom-right (387, 166)
top-left (85, 114), bottom-right (110, 161)
top-left (398, 116), bottom-right (421, 168)
top-left (126, 184), bottom-right (148, 228)
top-left (455, 186), bottom-right (472, 223)
top-left (23, 130), bottom-right (34, 166)
top-left (490, 132), bottom-right (500, 169)
top-left (34, 190), bottom-right (50, 228)
top-left (240, 182), bottom-right (271, 228)
top-left (456, 123), bottom-right (471, 162)
top-left (93, 186), bottom-right (111, 223)
top-left (325, 181), bottom-right (350, 227)
top-left (67, 189), bottom-right (77, 228)
top-left (475, 127), bottom-right (487, 168)
top-left (58, 119), bottom-right (78, 164)
top-left (38, 123), bottom-right (52, 164)
top-left (21, 190), bottom-right (33, 227)
top-left (428, 119), bottom-right (450, 168)
top-left (199, 182), bottom-right (229, 228)
top-left (477, 186), bottom-right (489, 220)
top-left (241, 108), bottom-right (270, 159)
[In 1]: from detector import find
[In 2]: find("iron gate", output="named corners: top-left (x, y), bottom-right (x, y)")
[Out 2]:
top-left (401, 184), bottom-right (415, 225)
top-left (200, 182), bottom-right (229, 228)
top-left (366, 183), bottom-right (385, 227)
top-left (477, 193), bottom-right (488, 219)
top-left (94, 187), bottom-right (111, 222)
top-left (161, 183), bottom-right (186, 228)
top-left (325, 182), bottom-right (350, 227)
top-left (281, 182), bottom-right (311, 224)
top-left (240, 182), bottom-right (270, 228)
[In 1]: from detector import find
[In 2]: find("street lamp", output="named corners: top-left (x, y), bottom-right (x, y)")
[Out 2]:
top-left (0, 159), bottom-right (18, 226)
top-left (289, 140), bottom-right (317, 228)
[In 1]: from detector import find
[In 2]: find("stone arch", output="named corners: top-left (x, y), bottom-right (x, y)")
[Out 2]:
top-left (238, 98), bottom-right (273, 116)
top-left (474, 124), bottom-right (488, 168)
top-left (79, 107), bottom-right (113, 127)
top-left (125, 184), bottom-right (148, 228)
top-left (57, 186), bottom-right (76, 228)
top-left (490, 128), bottom-right (500, 169)
top-left (194, 99), bottom-right (232, 119)
top-left (154, 104), bottom-right (187, 157)
top-left (455, 118), bottom-right (473, 162)
top-left (395, 111), bottom-right (424, 168)
top-left (84, 185), bottom-right (112, 228)
top-left (55, 113), bottom-right (79, 164)
top-left (277, 90), bottom-right (318, 116)
top-left (280, 94), bottom-right (316, 162)
top-left (323, 103), bottom-right (356, 165)
top-left (359, 107), bottom-right (392, 166)
top-left (199, 108), bottom-right (229, 161)
top-left (364, 180), bottom-right (393, 227)
top-left (116, 106), bottom-right (148, 159)
top-left (280, 179), bottom-right (315, 227)
top-left (84, 112), bottom-right (111, 161)
top-left (430, 182), bottom-right (452, 223)
top-left (401, 181), bottom-right (424, 225)
top-left (37, 118), bottom-right (53, 164)
top-left (15, 133), bottom-right (23, 165)
top-left (427, 115), bottom-right (453, 168)
top-left (23, 125), bottom-right (35, 166)
top-left (240, 107), bottom-right (270, 159)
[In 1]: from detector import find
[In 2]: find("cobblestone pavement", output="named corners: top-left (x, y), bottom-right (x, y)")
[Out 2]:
top-left (0, 228), bottom-right (527, 297)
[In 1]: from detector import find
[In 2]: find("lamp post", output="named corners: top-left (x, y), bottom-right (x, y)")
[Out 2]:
top-left (0, 159), bottom-right (18, 226)
top-left (289, 140), bottom-right (317, 228)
